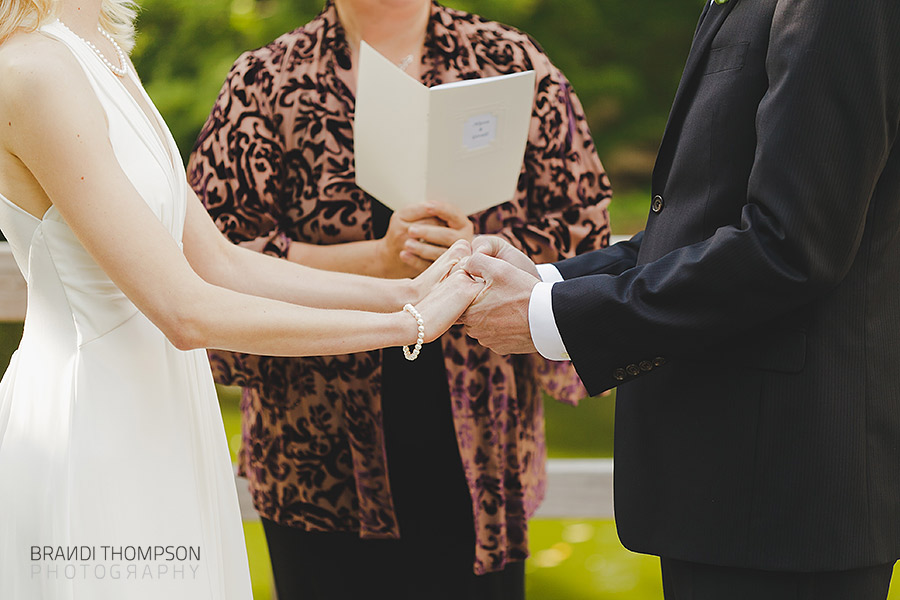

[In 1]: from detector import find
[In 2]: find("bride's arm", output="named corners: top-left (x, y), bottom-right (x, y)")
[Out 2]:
top-left (0, 40), bottom-right (481, 355)
top-left (180, 191), bottom-right (458, 314)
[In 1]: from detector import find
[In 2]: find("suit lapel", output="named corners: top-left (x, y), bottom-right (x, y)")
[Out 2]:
top-left (694, 0), bottom-right (713, 36)
top-left (653, 0), bottom-right (738, 188)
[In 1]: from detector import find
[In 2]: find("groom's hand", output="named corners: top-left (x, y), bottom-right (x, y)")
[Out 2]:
top-left (471, 235), bottom-right (540, 278)
top-left (459, 253), bottom-right (539, 355)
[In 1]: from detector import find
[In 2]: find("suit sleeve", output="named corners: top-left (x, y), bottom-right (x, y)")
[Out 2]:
top-left (553, 0), bottom-right (900, 394)
top-left (553, 231), bottom-right (644, 279)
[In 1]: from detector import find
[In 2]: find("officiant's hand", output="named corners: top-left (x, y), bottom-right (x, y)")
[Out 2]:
top-left (458, 252), bottom-right (539, 355)
top-left (377, 204), bottom-right (445, 278)
top-left (402, 202), bottom-right (475, 271)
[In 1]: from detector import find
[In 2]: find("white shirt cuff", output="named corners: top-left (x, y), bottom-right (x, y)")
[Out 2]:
top-left (528, 279), bottom-right (570, 361)
top-left (536, 263), bottom-right (564, 283)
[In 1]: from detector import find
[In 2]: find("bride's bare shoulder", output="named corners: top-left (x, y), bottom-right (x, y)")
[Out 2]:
top-left (0, 30), bottom-right (86, 109)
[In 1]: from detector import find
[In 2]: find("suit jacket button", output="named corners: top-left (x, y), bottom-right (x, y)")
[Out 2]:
top-left (651, 195), bottom-right (665, 213)
top-left (653, 356), bottom-right (667, 367)
top-left (614, 368), bottom-right (627, 381)
top-left (626, 364), bottom-right (641, 376)
top-left (640, 360), bottom-right (653, 372)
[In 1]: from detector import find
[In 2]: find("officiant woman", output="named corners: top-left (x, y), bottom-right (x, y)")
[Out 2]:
top-left (188, 1), bottom-right (611, 598)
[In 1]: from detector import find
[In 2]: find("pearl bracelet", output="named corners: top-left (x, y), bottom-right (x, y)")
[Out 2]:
top-left (402, 303), bottom-right (425, 361)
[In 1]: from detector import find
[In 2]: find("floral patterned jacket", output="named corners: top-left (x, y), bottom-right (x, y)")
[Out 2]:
top-left (188, 1), bottom-right (611, 575)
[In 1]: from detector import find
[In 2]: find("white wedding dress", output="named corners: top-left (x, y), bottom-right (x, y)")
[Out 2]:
top-left (0, 21), bottom-right (253, 599)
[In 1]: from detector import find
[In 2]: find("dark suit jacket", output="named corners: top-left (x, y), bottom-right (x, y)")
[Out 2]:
top-left (551, 0), bottom-right (900, 571)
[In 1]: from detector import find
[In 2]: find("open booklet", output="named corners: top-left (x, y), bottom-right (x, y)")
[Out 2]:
top-left (354, 41), bottom-right (536, 216)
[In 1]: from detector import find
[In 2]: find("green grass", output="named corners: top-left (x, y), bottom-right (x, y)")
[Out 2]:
top-left (528, 520), bottom-right (662, 599)
top-left (242, 521), bottom-right (275, 600)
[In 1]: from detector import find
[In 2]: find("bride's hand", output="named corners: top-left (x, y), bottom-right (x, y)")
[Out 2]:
top-left (408, 267), bottom-right (485, 344)
top-left (410, 239), bottom-right (473, 303)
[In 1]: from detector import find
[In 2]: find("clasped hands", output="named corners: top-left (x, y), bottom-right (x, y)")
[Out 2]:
top-left (412, 234), bottom-right (541, 354)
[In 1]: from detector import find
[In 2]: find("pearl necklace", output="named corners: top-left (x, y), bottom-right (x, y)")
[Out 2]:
top-left (57, 20), bottom-right (128, 78)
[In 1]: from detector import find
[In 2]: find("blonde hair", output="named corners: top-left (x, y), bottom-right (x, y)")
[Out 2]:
top-left (0, 0), bottom-right (139, 52)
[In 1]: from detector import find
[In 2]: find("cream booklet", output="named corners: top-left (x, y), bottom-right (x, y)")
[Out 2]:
top-left (354, 41), bottom-right (536, 215)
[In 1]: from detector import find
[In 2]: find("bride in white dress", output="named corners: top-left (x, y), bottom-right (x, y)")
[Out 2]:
top-left (0, 1), bottom-right (483, 598)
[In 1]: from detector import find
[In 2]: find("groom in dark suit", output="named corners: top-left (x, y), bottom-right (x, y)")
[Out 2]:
top-left (460, 0), bottom-right (900, 597)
